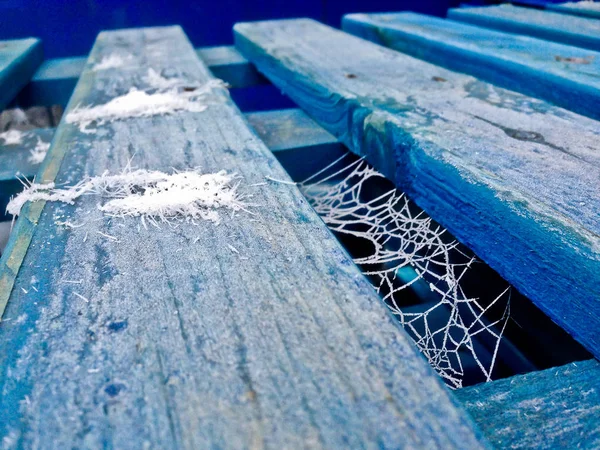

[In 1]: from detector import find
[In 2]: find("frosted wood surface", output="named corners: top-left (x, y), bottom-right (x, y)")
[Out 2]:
top-left (455, 359), bottom-right (600, 449)
top-left (234, 19), bottom-right (600, 359)
top-left (448, 5), bottom-right (600, 51)
top-left (0, 26), bottom-right (485, 449)
top-left (343, 12), bottom-right (600, 120)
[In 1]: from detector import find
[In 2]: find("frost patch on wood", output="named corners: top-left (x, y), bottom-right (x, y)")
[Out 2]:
top-left (65, 79), bottom-right (227, 132)
top-left (0, 129), bottom-right (26, 145)
top-left (28, 138), bottom-right (50, 164)
top-left (302, 153), bottom-right (510, 389)
top-left (7, 168), bottom-right (245, 226)
top-left (92, 54), bottom-right (133, 71)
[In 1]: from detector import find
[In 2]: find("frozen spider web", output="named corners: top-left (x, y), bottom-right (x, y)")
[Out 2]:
top-left (300, 152), bottom-right (510, 389)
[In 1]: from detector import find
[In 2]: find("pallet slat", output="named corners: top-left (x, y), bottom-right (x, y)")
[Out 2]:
top-left (246, 108), bottom-right (344, 180)
top-left (18, 46), bottom-right (266, 108)
top-left (547, 1), bottom-right (600, 20)
top-left (234, 18), bottom-right (600, 358)
top-left (342, 12), bottom-right (600, 120)
top-left (0, 26), bottom-right (486, 449)
top-left (455, 359), bottom-right (600, 449)
top-left (448, 5), bottom-right (600, 51)
top-left (0, 38), bottom-right (43, 110)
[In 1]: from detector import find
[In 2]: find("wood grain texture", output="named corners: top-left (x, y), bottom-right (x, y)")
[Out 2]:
top-left (343, 12), bottom-right (600, 120)
top-left (547, 1), bottom-right (600, 20)
top-left (234, 19), bottom-right (600, 359)
top-left (0, 38), bottom-right (43, 110)
top-left (455, 359), bottom-right (600, 449)
top-left (246, 108), bottom-right (344, 180)
top-left (0, 26), bottom-right (487, 449)
top-left (19, 46), bottom-right (268, 108)
top-left (448, 5), bottom-right (600, 51)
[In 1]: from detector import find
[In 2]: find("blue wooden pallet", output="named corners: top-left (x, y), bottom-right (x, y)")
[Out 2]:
top-left (0, 27), bottom-right (486, 448)
top-left (0, 38), bottom-right (43, 111)
top-left (1, 5), bottom-right (600, 447)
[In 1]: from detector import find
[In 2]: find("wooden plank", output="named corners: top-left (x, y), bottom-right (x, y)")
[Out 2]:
top-left (455, 359), bottom-right (600, 449)
top-left (17, 56), bottom-right (86, 107)
top-left (246, 108), bottom-right (344, 180)
top-left (448, 5), bottom-right (600, 51)
top-left (197, 46), bottom-right (268, 88)
top-left (342, 12), bottom-right (600, 120)
top-left (234, 19), bottom-right (600, 359)
top-left (0, 26), bottom-right (486, 448)
top-left (547, 1), bottom-right (600, 20)
top-left (19, 46), bottom-right (267, 108)
top-left (0, 38), bottom-right (43, 110)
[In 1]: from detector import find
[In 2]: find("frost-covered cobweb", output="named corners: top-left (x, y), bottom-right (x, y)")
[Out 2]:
top-left (300, 152), bottom-right (510, 389)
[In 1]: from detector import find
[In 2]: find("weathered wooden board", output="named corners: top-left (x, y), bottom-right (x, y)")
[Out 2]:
top-left (0, 128), bottom-right (54, 220)
top-left (19, 46), bottom-right (268, 108)
top-left (234, 19), bottom-right (600, 359)
top-left (246, 108), bottom-right (344, 180)
top-left (17, 56), bottom-right (86, 107)
top-left (0, 26), bottom-right (487, 449)
top-left (548, 1), bottom-right (600, 20)
top-left (197, 45), bottom-right (268, 88)
top-left (0, 38), bottom-right (43, 110)
top-left (455, 359), bottom-right (600, 449)
top-left (342, 12), bottom-right (600, 120)
top-left (448, 5), bottom-right (600, 51)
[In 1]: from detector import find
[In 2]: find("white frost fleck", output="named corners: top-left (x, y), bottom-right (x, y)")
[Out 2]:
top-left (65, 79), bottom-right (226, 132)
top-left (7, 168), bottom-right (246, 226)
top-left (92, 54), bottom-right (133, 71)
top-left (28, 138), bottom-right (50, 164)
top-left (0, 129), bottom-right (26, 145)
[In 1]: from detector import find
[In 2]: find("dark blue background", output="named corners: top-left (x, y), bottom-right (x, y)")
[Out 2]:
top-left (0, 0), bottom-right (453, 58)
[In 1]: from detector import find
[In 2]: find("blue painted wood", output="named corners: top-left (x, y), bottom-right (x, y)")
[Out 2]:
top-left (548, 1), bottom-right (600, 20)
top-left (448, 5), bottom-right (600, 51)
top-left (246, 108), bottom-right (345, 180)
top-left (19, 47), bottom-right (268, 108)
top-left (0, 128), bottom-right (54, 221)
top-left (455, 359), bottom-right (600, 449)
top-left (342, 12), bottom-right (600, 120)
top-left (234, 18), bottom-right (600, 360)
top-left (0, 38), bottom-right (43, 110)
top-left (0, 26), bottom-right (487, 448)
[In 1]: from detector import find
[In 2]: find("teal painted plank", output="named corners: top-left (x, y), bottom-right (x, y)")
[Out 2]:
top-left (342, 12), bottom-right (600, 120)
top-left (17, 56), bottom-right (85, 107)
top-left (234, 19), bottom-right (600, 359)
top-left (0, 38), bottom-right (43, 110)
top-left (455, 359), bottom-right (600, 449)
top-left (0, 26), bottom-right (486, 449)
top-left (246, 108), bottom-right (344, 180)
top-left (0, 128), bottom-right (53, 220)
top-left (548, 1), bottom-right (600, 20)
top-left (19, 46), bottom-right (266, 108)
top-left (197, 45), bottom-right (268, 88)
top-left (448, 5), bottom-right (600, 51)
